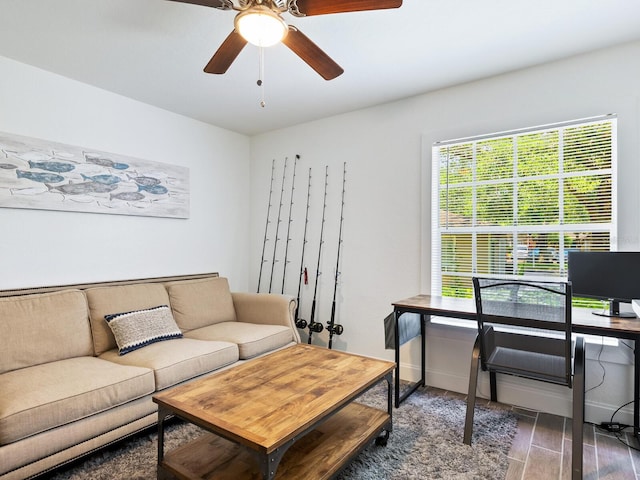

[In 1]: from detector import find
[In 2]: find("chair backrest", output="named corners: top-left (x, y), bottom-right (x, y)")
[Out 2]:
top-left (472, 277), bottom-right (573, 386)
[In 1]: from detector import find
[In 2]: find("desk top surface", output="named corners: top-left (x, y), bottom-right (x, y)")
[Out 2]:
top-left (393, 294), bottom-right (640, 338)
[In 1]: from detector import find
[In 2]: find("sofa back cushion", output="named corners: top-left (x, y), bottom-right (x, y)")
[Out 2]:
top-left (166, 277), bottom-right (236, 332)
top-left (86, 283), bottom-right (170, 355)
top-left (0, 289), bottom-right (91, 374)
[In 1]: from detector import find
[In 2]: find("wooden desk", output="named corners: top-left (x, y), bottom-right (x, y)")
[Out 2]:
top-left (391, 294), bottom-right (640, 435)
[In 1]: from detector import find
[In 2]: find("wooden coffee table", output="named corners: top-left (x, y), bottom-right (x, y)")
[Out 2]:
top-left (153, 344), bottom-right (395, 480)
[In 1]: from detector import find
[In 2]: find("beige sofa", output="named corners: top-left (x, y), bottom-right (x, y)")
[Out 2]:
top-left (0, 273), bottom-right (299, 480)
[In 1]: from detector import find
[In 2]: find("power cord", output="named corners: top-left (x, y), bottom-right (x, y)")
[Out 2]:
top-left (594, 412), bottom-right (639, 452)
top-left (599, 420), bottom-right (630, 433)
top-left (584, 338), bottom-right (638, 450)
top-left (585, 337), bottom-right (605, 394)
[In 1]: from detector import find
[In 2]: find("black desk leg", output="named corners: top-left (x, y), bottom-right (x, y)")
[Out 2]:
top-left (421, 314), bottom-right (426, 387)
top-left (394, 310), bottom-right (426, 407)
top-left (635, 338), bottom-right (639, 438)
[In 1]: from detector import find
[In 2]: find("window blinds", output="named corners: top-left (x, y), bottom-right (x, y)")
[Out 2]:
top-left (431, 115), bottom-right (616, 299)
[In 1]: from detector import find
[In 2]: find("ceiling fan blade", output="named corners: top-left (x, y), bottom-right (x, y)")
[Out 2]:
top-left (204, 30), bottom-right (247, 74)
top-left (289, 0), bottom-right (401, 16)
top-left (166, 0), bottom-right (232, 10)
top-left (281, 26), bottom-right (343, 80)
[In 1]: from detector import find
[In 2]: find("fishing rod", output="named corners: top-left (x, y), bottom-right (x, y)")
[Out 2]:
top-left (295, 167), bottom-right (312, 330)
top-left (308, 165), bottom-right (328, 344)
top-left (257, 159), bottom-right (275, 293)
top-left (327, 162), bottom-right (346, 349)
top-left (268, 157), bottom-right (288, 293)
top-left (281, 155), bottom-right (299, 294)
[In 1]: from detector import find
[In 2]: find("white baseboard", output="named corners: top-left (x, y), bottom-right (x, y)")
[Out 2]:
top-left (399, 361), bottom-right (634, 426)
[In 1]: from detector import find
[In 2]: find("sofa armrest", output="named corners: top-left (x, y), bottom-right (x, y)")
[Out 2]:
top-left (231, 293), bottom-right (300, 343)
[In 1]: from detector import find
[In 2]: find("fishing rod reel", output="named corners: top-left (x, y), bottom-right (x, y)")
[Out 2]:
top-left (326, 322), bottom-right (344, 336)
top-left (295, 317), bottom-right (308, 329)
top-left (307, 320), bottom-right (324, 333)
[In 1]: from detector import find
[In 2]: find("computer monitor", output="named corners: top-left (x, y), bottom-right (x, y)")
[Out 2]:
top-left (567, 251), bottom-right (640, 318)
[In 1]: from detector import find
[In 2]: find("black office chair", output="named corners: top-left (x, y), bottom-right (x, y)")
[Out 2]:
top-left (464, 277), bottom-right (585, 480)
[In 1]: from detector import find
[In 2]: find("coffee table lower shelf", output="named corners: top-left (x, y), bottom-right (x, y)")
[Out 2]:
top-left (158, 402), bottom-right (390, 480)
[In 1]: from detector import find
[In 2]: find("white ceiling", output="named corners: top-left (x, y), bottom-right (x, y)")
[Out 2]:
top-left (1, 0), bottom-right (640, 136)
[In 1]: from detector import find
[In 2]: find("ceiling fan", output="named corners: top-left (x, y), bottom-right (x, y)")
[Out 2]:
top-left (168, 0), bottom-right (403, 80)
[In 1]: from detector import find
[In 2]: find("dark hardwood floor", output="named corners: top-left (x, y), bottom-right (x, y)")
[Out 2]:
top-left (432, 386), bottom-right (639, 479)
top-left (507, 405), bottom-right (639, 479)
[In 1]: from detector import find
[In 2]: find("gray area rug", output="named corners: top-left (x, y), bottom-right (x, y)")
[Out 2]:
top-left (49, 384), bottom-right (516, 480)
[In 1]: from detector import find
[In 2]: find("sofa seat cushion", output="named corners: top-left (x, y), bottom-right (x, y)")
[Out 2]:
top-left (184, 322), bottom-right (294, 359)
top-left (99, 338), bottom-right (239, 390)
top-left (0, 357), bottom-right (154, 446)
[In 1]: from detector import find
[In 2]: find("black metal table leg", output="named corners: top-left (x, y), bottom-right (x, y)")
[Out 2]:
top-left (394, 310), bottom-right (426, 407)
top-left (156, 407), bottom-right (172, 480)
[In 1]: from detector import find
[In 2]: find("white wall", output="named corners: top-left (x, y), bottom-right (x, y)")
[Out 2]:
top-left (0, 56), bottom-right (251, 291)
top-left (250, 40), bottom-right (640, 423)
top-left (2, 38), bottom-right (639, 424)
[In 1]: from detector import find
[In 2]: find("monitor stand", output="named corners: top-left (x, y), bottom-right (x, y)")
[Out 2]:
top-left (592, 299), bottom-right (637, 318)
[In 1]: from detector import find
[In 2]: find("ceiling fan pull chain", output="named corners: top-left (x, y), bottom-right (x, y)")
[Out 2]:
top-left (258, 46), bottom-right (266, 108)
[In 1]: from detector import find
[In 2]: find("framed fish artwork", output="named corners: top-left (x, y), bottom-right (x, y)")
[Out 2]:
top-left (0, 131), bottom-right (189, 218)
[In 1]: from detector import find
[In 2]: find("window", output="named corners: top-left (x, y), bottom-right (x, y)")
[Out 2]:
top-left (431, 115), bottom-right (616, 300)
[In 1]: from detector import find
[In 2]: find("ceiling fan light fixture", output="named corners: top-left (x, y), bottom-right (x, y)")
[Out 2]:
top-left (235, 6), bottom-right (288, 47)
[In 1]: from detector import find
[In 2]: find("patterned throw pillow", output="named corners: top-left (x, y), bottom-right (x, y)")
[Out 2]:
top-left (104, 305), bottom-right (183, 355)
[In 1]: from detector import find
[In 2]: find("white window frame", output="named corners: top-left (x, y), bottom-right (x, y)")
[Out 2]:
top-left (429, 114), bottom-right (618, 345)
